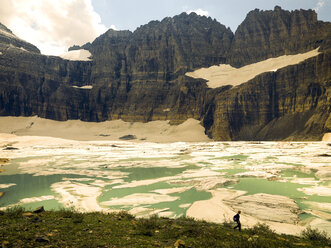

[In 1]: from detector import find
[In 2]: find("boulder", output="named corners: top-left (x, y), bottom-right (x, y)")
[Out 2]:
top-left (22, 212), bottom-right (35, 218)
top-left (174, 239), bottom-right (185, 248)
top-left (35, 235), bottom-right (50, 243)
top-left (3, 147), bottom-right (18, 150)
top-left (0, 158), bottom-right (10, 164)
top-left (119, 135), bottom-right (137, 140)
top-left (33, 206), bottom-right (45, 214)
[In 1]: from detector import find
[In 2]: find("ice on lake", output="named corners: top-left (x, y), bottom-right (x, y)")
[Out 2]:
top-left (0, 136), bottom-right (330, 235)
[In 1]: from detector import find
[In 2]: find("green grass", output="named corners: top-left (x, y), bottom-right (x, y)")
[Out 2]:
top-left (0, 208), bottom-right (330, 248)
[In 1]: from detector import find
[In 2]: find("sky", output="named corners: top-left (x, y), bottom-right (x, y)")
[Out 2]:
top-left (0, 0), bottom-right (330, 56)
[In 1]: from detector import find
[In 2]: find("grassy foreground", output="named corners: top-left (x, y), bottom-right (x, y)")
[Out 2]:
top-left (0, 207), bottom-right (330, 248)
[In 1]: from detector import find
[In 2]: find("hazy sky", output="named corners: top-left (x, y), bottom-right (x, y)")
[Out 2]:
top-left (0, 0), bottom-right (330, 55)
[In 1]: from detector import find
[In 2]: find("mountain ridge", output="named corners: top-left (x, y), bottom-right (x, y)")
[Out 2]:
top-left (0, 6), bottom-right (330, 141)
top-left (0, 23), bottom-right (40, 54)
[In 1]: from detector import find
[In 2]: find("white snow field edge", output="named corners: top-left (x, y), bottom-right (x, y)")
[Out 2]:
top-left (59, 49), bottom-right (92, 61)
top-left (186, 48), bottom-right (320, 88)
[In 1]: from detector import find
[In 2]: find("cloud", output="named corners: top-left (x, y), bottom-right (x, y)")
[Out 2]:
top-left (186, 8), bottom-right (209, 17)
top-left (0, 0), bottom-right (107, 55)
top-left (314, 0), bottom-right (325, 11)
top-left (110, 24), bottom-right (117, 31)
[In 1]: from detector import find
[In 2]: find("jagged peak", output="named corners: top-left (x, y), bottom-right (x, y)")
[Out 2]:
top-left (236, 5), bottom-right (318, 35)
top-left (68, 45), bottom-right (81, 51)
top-left (0, 22), bottom-right (40, 54)
top-left (68, 29), bottom-right (133, 51)
top-left (168, 12), bottom-right (217, 25)
top-left (88, 29), bottom-right (132, 47)
top-left (76, 10), bottom-right (234, 50)
top-left (138, 12), bottom-right (213, 27)
top-left (244, 5), bottom-right (317, 20)
top-left (173, 11), bottom-right (210, 20)
top-left (0, 22), bottom-right (18, 40)
top-left (0, 22), bottom-right (14, 35)
top-left (133, 11), bottom-right (229, 36)
top-left (103, 28), bottom-right (132, 37)
top-left (274, 5), bottom-right (282, 11)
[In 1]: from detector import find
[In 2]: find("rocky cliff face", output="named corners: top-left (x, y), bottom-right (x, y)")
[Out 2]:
top-left (227, 6), bottom-right (331, 67)
top-left (0, 7), bottom-right (330, 140)
top-left (75, 12), bottom-right (233, 83)
top-left (208, 52), bottom-right (331, 140)
top-left (0, 30), bottom-right (92, 120)
top-left (204, 6), bottom-right (331, 140)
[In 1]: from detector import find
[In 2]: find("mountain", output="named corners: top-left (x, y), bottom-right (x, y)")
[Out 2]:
top-left (76, 13), bottom-right (233, 83)
top-left (206, 6), bottom-right (331, 140)
top-left (227, 6), bottom-right (331, 67)
top-left (0, 23), bottom-right (40, 53)
top-left (0, 6), bottom-right (330, 140)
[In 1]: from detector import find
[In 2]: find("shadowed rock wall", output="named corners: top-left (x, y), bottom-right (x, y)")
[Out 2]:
top-left (227, 6), bottom-right (331, 67)
top-left (0, 8), bottom-right (330, 140)
top-left (208, 52), bottom-right (331, 140)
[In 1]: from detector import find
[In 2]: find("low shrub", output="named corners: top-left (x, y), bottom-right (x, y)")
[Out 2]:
top-left (58, 208), bottom-right (75, 218)
top-left (222, 215), bottom-right (234, 229)
top-left (301, 226), bottom-right (330, 245)
top-left (135, 215), bottom-right (160, 236)
top-left (117, 210), bottom-right (135, 220)
top-left (247, 223), bottom-right (275, 235)
top-left (72, 212), bottom-right (84, 223)
top-left (4, 206), bottom-right (25, 218)
top-left (58, 208), bottom-right (84, 223)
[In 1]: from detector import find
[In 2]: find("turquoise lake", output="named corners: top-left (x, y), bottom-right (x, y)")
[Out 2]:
top-left (0, 140), bottom-right (330, 233)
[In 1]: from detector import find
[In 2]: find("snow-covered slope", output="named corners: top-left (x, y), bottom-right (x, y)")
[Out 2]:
top-left (186, 48), bottom-right (320, 88)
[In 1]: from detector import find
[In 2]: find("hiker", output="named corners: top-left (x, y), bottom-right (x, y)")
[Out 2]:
top-left (233, 211), bottom-right (241, 231)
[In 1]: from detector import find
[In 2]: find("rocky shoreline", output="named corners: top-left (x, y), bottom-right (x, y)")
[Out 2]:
top-left (0, 158), bottom-right (10, 199)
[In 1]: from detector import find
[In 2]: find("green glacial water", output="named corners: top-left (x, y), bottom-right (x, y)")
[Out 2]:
top-left (0, 173), bottom-right (63, 209)
top-left (230, 178), bottom-right (331, 210)
top-left (0, 141), bottom-right (330, 232)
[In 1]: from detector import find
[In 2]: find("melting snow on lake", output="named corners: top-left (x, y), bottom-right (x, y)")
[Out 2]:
top-left (0, 136), bottom-right (330, 235)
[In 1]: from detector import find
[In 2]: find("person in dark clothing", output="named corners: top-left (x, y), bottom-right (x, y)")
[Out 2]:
top-left (233, 211), bottom-right (241, 231)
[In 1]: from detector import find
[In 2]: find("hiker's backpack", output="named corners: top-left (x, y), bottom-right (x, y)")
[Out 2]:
top-left (233, 214), bottom-right (238, 222)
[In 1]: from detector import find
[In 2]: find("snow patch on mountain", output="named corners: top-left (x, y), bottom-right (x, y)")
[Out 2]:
top-left (59, 49), bottom-right (92, 61)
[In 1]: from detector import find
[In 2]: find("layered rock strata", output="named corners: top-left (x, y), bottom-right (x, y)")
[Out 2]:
top-left (0, 7), bottom-right (330, 140)
top-left (228, 6), bottom-right (331, 67)
top-left (207, 52), bottom-right (331, 140)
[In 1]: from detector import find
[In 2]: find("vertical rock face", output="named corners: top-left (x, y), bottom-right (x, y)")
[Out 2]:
top-left (75, 12), bottom-right (233, 83)
top-left (125, 13), bottom-right (233, 81)
top-left (66, 12), bottom-right (234, 123)
top-left (0, 42), bottom-right (92, 120)
top-left (79, 29), bottom-right (132, 83)
top-left (203, 6), bottom-right (331, 140)
top-left (228, 6), bottom-right (331, 67)
top-left (208, 52), bottom-right (331, 140)
top-left (0, 7), bottom-right (330, 140)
